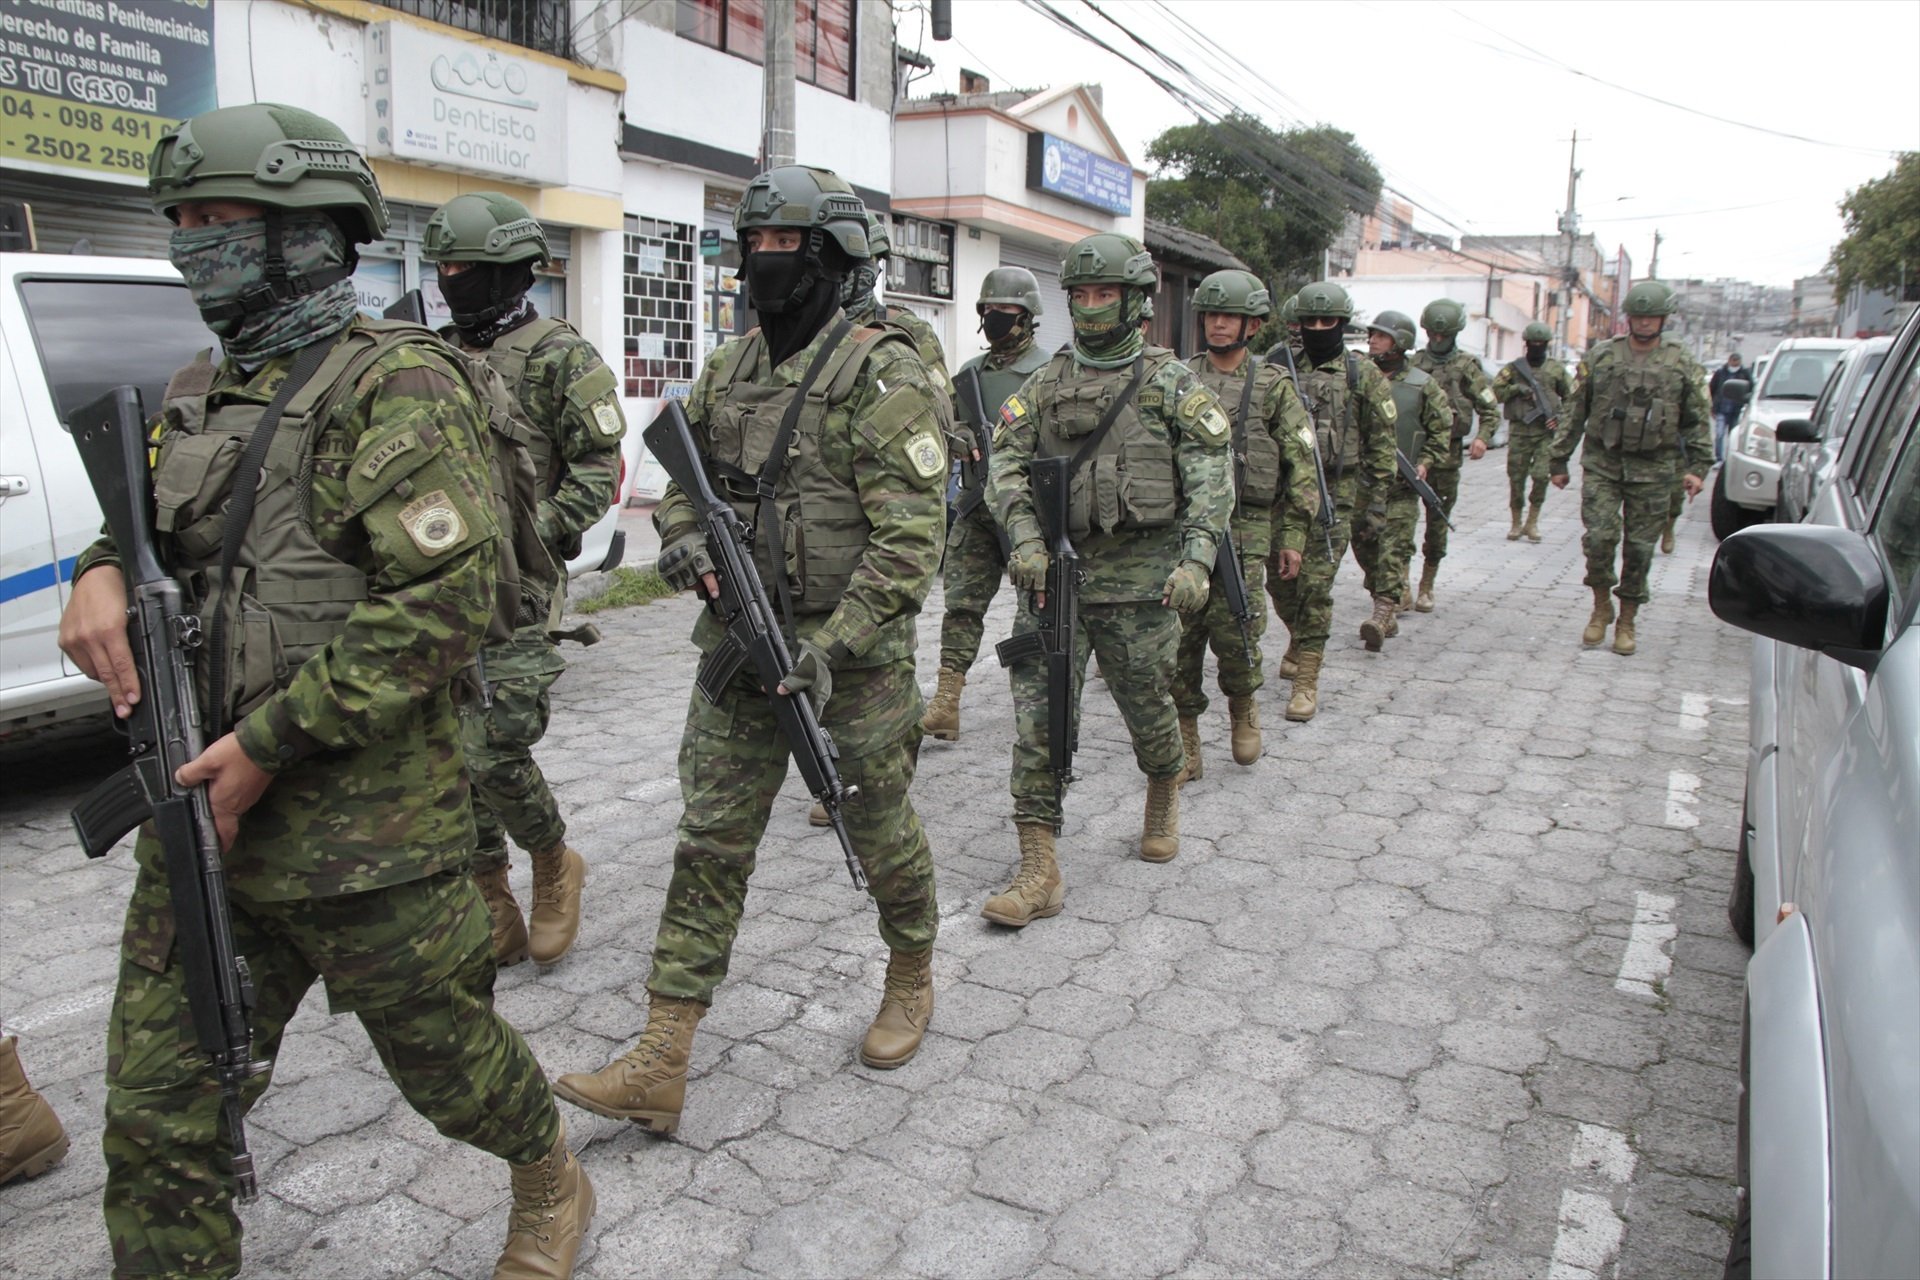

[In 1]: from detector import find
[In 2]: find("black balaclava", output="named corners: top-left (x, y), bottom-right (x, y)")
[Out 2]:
top-left (1426, 332), bottom-right (1456, 357)
top-left (747, 233), bottom-right (848, 367)
top-left (1202, 316), bottom-right (1253, 355)
top-left (442, 261), bottom-right (537, 346)
top-left (1525, 341), bottom-right (1549, 367)
top-left (1372, 345), bottom-right (1405, 375)
top-left (982, 308), bottom-right (1027, 349)
top-left (1300, 323), bottom-right (1346, 365)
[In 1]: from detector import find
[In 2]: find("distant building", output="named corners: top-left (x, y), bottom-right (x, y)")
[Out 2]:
top-left (1792, 274), bottom-right (1840, 336)
top-left (1837, 281), bottom-right (1920, 338)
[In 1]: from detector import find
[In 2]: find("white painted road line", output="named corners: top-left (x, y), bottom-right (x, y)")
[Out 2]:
top-left (1550, 1123), bottom-right (1638, 1279)
top-left (1616, 891), bottom-right (1680, 997)
top-left (1664, 770), bottom-right (1701, 828)
top-left (1678, 692), bottom-right (1711, 733)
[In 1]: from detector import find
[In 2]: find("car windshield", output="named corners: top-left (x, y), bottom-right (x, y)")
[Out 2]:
top-left (1760, 348), bottom-right (1845, 400)
top-left (19, 276), bottom-right (206, 423)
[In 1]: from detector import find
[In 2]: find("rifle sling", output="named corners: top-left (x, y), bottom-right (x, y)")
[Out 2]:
top-left (1232, 363), bottom-right (1256, 510)
top-left (753, 318), bottom-right (854, 631)
top-left (1509, 356), bottom-right (1555, 421)
top-left (206, 333), bottom-right (339, 737)
top-left (1065, 355), bottom-right (1147, 477)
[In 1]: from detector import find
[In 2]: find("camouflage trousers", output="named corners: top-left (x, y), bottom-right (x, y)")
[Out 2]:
top-left (1580, 448), bottom-right (1672, 604)
top-left (461, 665), bottom-right (566, 874)
top-left (1268, 482), bottom-right (1357, 656)
top-left (648, 656), bottom-right (938, 1002)
top-left (1418, 463), bottom-right (1463, 564)
top-left (1507, 424), bottom-right (1555, 511)
top-left (1008, 597), bottom-right (1184, 830)
top-left (1349, 481), bottom-right (1419, 600)
top-left (1174, 553), bottom-right (1268, 716)
top-left (937, 502), bottom-right (1010, 671)
top-left (1668, 463), bottom-right (1688, 523)
top-left (104, 862), bottom-right (557, 1279)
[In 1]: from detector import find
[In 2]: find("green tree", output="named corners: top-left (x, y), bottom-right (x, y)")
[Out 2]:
top-left (1829, 153), bottom-right (1920, 300)
top-left (1146, 113), bottom-right (1383, 289)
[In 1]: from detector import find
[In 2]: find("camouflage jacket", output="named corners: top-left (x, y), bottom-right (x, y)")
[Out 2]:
top-left (1186, 353), bottom-right (1318, 559)
top-left (75, 318), bottom-right (500, 900)
top-left (1412, 344), bottom-right (1501, 455)
top-left (1296, 350), bottom-right (1398, 502)
top-left (1492, 356), bottom-right (1574, 428)
top-left (987, 346), bottom-right (1233, 605)
top-left (1554, 336), bottom-right (1713, 476)
top-left (654, 314), bottom-right (947, 667)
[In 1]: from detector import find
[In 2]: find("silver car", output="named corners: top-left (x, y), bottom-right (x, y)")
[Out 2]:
top-left (1715, 337), bottom-right (1855, 536)
top-left (1776, 337), bottom-right (1894, 524)
top-left (1710, 306), bottom-right (1920, 1278)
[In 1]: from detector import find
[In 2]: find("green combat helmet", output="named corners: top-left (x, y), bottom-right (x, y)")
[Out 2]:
top-left (1280, 293), bottom-right (1301, 327)
top-left (1191, 268), bottom-right (1271, 317)
top-left (1059, 232), bottom-right (1158, 289)
top-left (421, 192), bottom-right (551, 266)
top-left (1420, 297), bottom-right (1467, 335)
top-left (149, 102), bottom-right (388, 243)
top-left (1368, 308), bottom-right (1417, 354)
top-left (1623, 280), bottom-right (1679, 315)
top-left (978, 266), bottom-right (1044, 316)
top-left (862, 211), bottom-right (892, 261)
top-left (1293, 280), bottom-right (1355, 320)
top-left (734, 165), bottom-right (871, 259)
top-left (1522, 320), bottom-right (1553, 343)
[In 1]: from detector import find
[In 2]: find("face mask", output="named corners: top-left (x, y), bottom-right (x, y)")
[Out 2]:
top-left (839, 260), bottom-right (880, 317)
top-left (1300, 324), bottom-right (1345, 364)
top-left (168, 212), bottom-right (358, 364)
top-left (1426, 333), bottom-right (1455, 356)
top-left (743, 249), bottom-right (815, 314)
top-left (1525, 342), bottom-right (1548, 366)
top-left (982, 309), bottom-right (1022, 345)
top-left (1371, 348), bottom-right (1404, 373)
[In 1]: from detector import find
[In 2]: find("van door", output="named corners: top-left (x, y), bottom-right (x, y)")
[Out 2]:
top-left (0, 336), bottom-right (67, 695)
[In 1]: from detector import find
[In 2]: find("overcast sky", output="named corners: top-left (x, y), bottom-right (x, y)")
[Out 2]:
top-left (904, 0), bottom-right (1920, 288)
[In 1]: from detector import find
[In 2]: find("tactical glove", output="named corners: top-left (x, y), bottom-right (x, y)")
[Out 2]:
top-left (1009, 540), bottom-right (1050, 592)
top-left (779, 638), bottom-right (839, 713)
top-left (1163, 558), bottom-right (1212, 614)
top-left (659, 534), bottom-right (716, 595)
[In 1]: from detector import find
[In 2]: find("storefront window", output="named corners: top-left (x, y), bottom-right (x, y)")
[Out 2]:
top-left (624, 215), bottom-right (699, 398)
top-left (674, 0), bottom-right (853, 96)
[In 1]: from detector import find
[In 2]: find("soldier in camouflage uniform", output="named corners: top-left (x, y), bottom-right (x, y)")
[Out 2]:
top-left (981, 233), bottom-right (1232, 927)
top-left (1551, 280), bottom-right (1712, 654)
top-left (56, 104), bottom-right (588, 1280)
top-left (555, 167), bottom-right (947, 1126)
top-left (1409, 298), bottom-right (1500, 611)
top-left (423, 192), bottom-right (626, 969)
top-left (1351, 310), bottom-right (1450, 650)
top-left (1264, 282), bottom-right (1397, 720)
top-left (1263, 291), bottom-right (1305, 374)
top-left (921, 267), bottom-right (1052, 742)
top-left (1491, 320), bottom-right (1573, 542)
top-left (1173, 269), bottom-right (1316, 777)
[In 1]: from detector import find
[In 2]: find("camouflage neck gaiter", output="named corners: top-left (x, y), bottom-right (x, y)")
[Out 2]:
top-left (1071, 294), bottom-right (1143, 370)
top-left (168, 212), bottom-right (359, 365)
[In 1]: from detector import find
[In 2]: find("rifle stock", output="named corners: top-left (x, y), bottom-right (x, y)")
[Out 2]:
top-left (64, 386), bottom-right (267, 1202)
top-left (382, 288), bottom-right (429, 326)
top-left (641, 402), bottom-right (867, 890)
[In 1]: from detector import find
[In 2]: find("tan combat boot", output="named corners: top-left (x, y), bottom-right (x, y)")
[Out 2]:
top-left (1414, 562), bottom-right (1438, 612)
top-left (807, 801), bottom-right (830, 827)
top-left (1285, 650), bottom-right (1323, 722)
top-left (1277, 642), bottom-right (1300, 680)
top-left (1359, 595), bottom-right (1397, 651)
top-left (493, 1121), bottom-right (594, 1280)
top-left (1582, 587), bottom-right (1615, 646)
top-left (0, 1036), bottom-right (68, 1185)
top-left (860, 948), bottom-right (933, 1069)
top-left (981, 824), bottom-right (1064, 926)
top-left (1659, 520), bottom-right (1676, 554)
top-left (920, 668), bottom-right (966, 741)
top-left (1175, 715), bottom-right (1203, 786)
top-left (476, 864), bottom-right (530, 967)
top-left (1396, 572), bottom-right (1414, 613)
top-left (528, 845), bottom-right (586, 965)
top-left (1507, 508), bottom-right (1524, 541)
top-left (1524, 504), bottom-right (1543, 543)
top-left (1613, 601), bottom-right (1639, 656)
top-left (552, 996), bottom-right (706, 1134)
top-left (1227, 694), bottom-right (1261, 766)
top-left (1140, 773), bottom-right (1181, 863)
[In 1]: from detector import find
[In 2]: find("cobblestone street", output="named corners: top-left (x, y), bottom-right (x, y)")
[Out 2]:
top-left (1, 455), bottom-right (1750, 1280)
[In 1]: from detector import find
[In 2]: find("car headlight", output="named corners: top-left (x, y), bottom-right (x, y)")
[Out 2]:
top-left (1746, 420), bottom-right (1778, 464)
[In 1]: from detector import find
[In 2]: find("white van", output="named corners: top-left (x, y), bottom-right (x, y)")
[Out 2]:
top-left (1, 252), bottom-right (629, 737)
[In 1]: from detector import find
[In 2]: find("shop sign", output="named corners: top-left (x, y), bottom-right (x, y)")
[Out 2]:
top-left (1026, 131), bottom-right (1132, 216)
top-left (699, 228), bottom-right (721, 257)
top-left (0, 0), bottom-right (217, 186)
top-left (366, 21), bottom-right (568, 187)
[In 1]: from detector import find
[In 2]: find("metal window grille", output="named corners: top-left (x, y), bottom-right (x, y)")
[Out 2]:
top-left (381, 0), bottom-right (573, 60)
top-left (623, 215), bottom-right (698, 399)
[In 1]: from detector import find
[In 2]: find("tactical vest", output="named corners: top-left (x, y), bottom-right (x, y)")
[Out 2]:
top-left (1188, 355), bottom-right (1281, 511)
top-left (1027, 349), bottom-right (1181, 542)
top-left (1295, 353), bottom-right (1365, 474)
top-left (967, 343), bottom-right (1052, 424)
top-left (1387, 366), bottom-right (1433, 463)
top-left (153, 323), bottom-right (549, 724)
top-left (471, 316), bottom-right (619, 497)
top-left (1588, 341), bottom-right (1684, 454)
top-left (1416, 350), bottom-right (1481, 439)
top-left (701, 326), bottom-right (901, 614)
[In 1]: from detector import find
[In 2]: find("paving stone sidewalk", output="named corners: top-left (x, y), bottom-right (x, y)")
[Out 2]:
top-left (0, 456), bottom-right (1749, 1279)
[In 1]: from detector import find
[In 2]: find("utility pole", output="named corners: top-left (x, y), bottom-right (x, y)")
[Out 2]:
top-left (760, 1), bottom-right (796, 168)
top-left (1649, 229), bottom-right (1663, 280)
top-left (1557, 130), bottom-right (1581, 353)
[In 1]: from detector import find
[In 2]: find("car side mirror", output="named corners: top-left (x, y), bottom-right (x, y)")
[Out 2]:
top-left (1773, 417), bottom-right (1817, 443)
top-left (1709, 525), bottom-right (1888, 671)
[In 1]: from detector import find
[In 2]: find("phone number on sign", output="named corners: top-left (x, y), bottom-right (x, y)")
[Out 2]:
top-left (0, 89), bottom-right (169, 176)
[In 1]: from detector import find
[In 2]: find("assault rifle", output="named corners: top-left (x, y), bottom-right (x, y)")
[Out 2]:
top-left (1213, 530), bottom-right (1256, 665)
top-left (994, 456), bottom-right (1079, 817)
top-left (641, 402), bottom-right (867, 890)
top-left (951, 367), bottom-right (1012, 555)
top-left (65, 386), bottom-right (269, 1201)
top-left (383, 289), bottom-right (428, 325)
top-left (1396, 449), bottom-right (1456, 530)
top-left (1282, 369), bottom-right (1339, 563)
top-left (1508, 357), bottom-right (1559, 428)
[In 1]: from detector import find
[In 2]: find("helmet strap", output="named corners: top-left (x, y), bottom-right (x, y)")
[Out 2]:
top-left (1203, 316), bottom-right (1250, 355)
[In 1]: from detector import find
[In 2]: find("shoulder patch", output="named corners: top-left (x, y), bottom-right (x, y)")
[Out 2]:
top-left (1196, 404), bottom-right (1230, 439)
top-left (1477, 386), bottom-right (1497, 407)
top-left (589, 398), bottom-right (624, 441)
top-left (399, 489), bottom-right (467, 558)
top-left (1000, 394), bottom-right (1028, 425)
top-left (904, 430), bottom-right (946, 480)
top-left (1379, 399), bottom-right (1399, 424)
top-left (360, 429), bottom-right (419, 480)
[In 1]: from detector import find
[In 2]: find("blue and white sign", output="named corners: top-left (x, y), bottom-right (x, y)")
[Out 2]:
top-left (1026, 132), bottom-right (1133, 216)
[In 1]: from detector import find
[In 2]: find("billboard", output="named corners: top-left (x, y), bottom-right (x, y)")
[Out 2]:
top-left (1025, 131), bottom-right (1132, 217)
